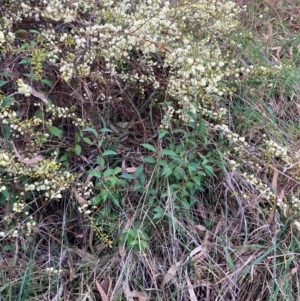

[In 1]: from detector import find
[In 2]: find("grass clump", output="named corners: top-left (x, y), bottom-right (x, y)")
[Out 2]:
top-left (0, 0), bottom-right (300, 300)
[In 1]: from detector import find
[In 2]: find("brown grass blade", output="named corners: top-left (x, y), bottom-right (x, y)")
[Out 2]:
top-left (95, 280), bottom-right (109, 301)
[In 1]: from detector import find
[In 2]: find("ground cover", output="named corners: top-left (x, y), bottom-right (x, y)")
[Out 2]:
top-left (1, 0), bottom-right (300, 300)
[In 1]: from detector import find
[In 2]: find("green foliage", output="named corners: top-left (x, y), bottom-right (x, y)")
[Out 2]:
top-left (119, 224), bottom-right (150, 252)
top-left (1, 0), bottom-right (300, 300)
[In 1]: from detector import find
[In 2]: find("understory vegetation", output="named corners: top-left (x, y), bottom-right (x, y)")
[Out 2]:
top-left (1, 0), bottom-right (300, 300)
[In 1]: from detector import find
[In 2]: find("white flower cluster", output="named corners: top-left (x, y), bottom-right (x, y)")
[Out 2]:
top-left (3, 0), bottom-right (248, 126)
top-left (291, 196), bottom-right (300, 209)
top-left (25, 216), bottom-right (37, 236)
top-left (24, 170), bottom-right (73, 200)
top-left (0, 152), bottom-right (13, 167)
top-left (41, 0), bottom-right (77, 22)
top-left (294, 220), bottom-right (300, 231)
top-left (0, 27), bottom-right (15, 48)
top-left (76, 182), bottom-right (95, 215)
top-left (214, 124), bottom-right (248, 146)
top-left (45, 267), bottom-right (62, 275)
top-left (0, 31), bottom-right (5, 45)
top-left (12, 200), bottom-right (25, 213)
top-left (263, 136), bottom-right (289, 161)
top-left (59, 62), bottom-right (74, 82)
top-left (243, 172), bottom-right (276, 201)
top-left (17, 79), bottom-right (32, 97)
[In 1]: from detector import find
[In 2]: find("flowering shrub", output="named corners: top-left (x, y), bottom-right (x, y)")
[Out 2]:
top-left (0, 0), bottom-right (300, 250)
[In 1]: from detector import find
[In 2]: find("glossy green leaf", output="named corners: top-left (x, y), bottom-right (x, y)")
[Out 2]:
top-left (158, 129), bottom-right (168, 139)
top-left (41, 78), bottom-right (53, 87)
top-left (19, 57), bottom-right (31, 64)
top-left (48, 126), bottom-right (63, 138)
top-left (103, 168), bottom-right (114, 178)
top-left (141, 143), bottom-right (156, 152)
top-left (120, 173), bottom-right (135, 180)
top-left (74, 144), bottom-right (81, 155)
top-left (134, 165), bottom-right (144, 178)
top-left (102, 150), bottom-right (117, 156)
top-left (3, 245), bottom-right (12, 251)
top-left (88, 169), bottom-right (101, 178)
top-left (161, 149), bottom-right (178, 157)
top-left (0, 80), bottom-right (8, 87)
top-left (83, 126), bottom-right (98, 137)
top-left (144, 156), bottom-right (156, 164)
top-left (83, 137), bottom-right (93, 145)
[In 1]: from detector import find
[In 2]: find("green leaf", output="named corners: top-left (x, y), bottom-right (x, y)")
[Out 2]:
top-left (74, 144), bottom-right (82, 155)
top-left (0, 80), bottom-right (8, 87)
top-left (173, 171), bottom-right (183, 180)
top-left (41, 78), bottom-right (53, 87)
top-left (23, 73), bottom-right (39, 81)
top-left (113, 167), bottom-right (121, 175)
top-left (188, 162), bottom-right (201, 170)
top-left (192, 176), bottom-right (202, 186)
top-left (161, 166), bottom-right (173, 177)
top-left (21, 43), bottom-right (31, 49)
top-left (91, 195), bottom-right (103, 205)
top-left (137, 240), bottom-right (148, 251)
top-left (134, 165), bottom-right (144, 179)
top-left (120, 173), bottom-right (135, 180)
top-left (75, 131), bottom-right (81, 143)
top-left (101, 189), bottom-right (108, 201)
top-left (88, 169), bottom-right (101, 178)
top-left (29, 29), bottom-right (39, 34)
top-left (83, 137), bottom-right (93, 145)
top-left (138, 230), bottom-right (149, 241)
top-left (100, 127), bottom-right (113, 133)
top-left (153, 207), bottom-right (164, 219)
top-left (110, 176), bottom-right (117, 186)
top-left (144, 156), bottom-right (156, 164)
top-left (158, 129), bottom-right (168, 139)
top-left (15, 29), bottom-right (27, 34)
top-left (1, 189), bottom-right (9, 198)
top-left (0, 72), bottom-right (13, 77)
top-left (139, 173), bottom-right (146, 184)
top-left (83, 126), bottom-right (98, 137)
top-left (161, 149), bottom-right (178, 157)
top-left (133, 182), bottom-right (144, 191)
top-left (48, 126), bottom-right (63, 138)
top-left (102, 150), bottom-right (117, 156)
top-left (158, 160), bottom-right (168, 167)
top-left (181, 198), bottom-right (191, 209)
top-left (141, 143), bottom-right (156, 152)
top-left (204, 165), bottom-right (213, 176)
top-left (4, 125), bottom-right (11, 139)
top-left (3, 245), bottom-right (11, 251)
top-left (59, 153), bottom-right (69, 162)
top-left (19, 57), bottom-right (31, 64)
top-left (97, 156), bottom-right (105, 168)
top-left (103, 168), bottom-right (114, 178)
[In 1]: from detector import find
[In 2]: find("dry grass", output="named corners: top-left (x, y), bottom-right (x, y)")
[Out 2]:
top-left (1, 1), bottom-right (300, 301)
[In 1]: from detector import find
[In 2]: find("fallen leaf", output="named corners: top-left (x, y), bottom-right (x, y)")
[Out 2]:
top-left (95, 280), bottom-right (109, 301)
top-left (130, 290), bottom-right (147, 301)
top-left (31, 87), bottom-right (49, 105)
top-left (22, 155), bottom-right (44, 165)
top-left (194, 224), bottom-right (207, 233)
top-left (190, 245), bottom-right (206, 258)
top-left (185, 270), bottom-right (197, 301)
top-left (160, 261), bottom-right (181, 289)
top-left (271, 168), bottom-right (278, 194)
top-left (71, 186), bottom-right (88, 205)
top-left (122, 280), bottom-right (134, 301)
top-left (12, 142), bottom-right (44, 165)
